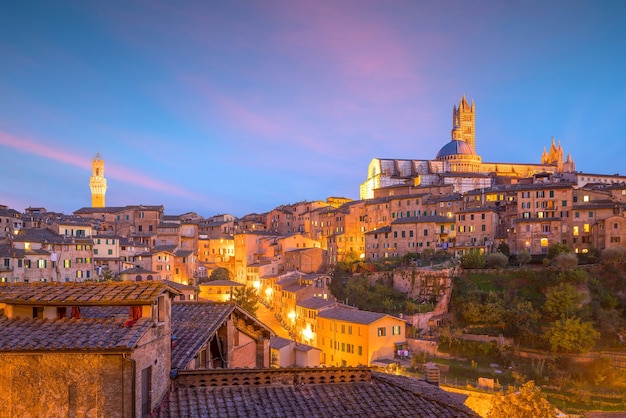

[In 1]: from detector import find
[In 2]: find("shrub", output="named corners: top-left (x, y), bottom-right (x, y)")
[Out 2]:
top-left (461, 249), bottom-right (486, 269)
top-left (600, 246), bottom-right (626, 266)
top-left (516, 250), bottom-right (531, 267)
top-left (486, 252), bottom-right (508, 268)
top-left (552, 252), bottom-right (578, 270)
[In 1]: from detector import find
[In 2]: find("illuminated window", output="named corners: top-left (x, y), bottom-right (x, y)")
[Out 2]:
top-left (392, 325), bottom-right (401, 335)
top-left (583, 195), bottom-right (590, 202)
top-left (573, 226), bottom-right (579, 236)
top-left (377, 327), bottom-right (386, 337)
top-left (541, 238), bottom-right (548, 247)
top-left (583, 224), bottom-right (590, 233)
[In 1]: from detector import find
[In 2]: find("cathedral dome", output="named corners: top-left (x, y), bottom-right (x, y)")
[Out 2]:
top-left (436, 140), bottom-right (475, 160)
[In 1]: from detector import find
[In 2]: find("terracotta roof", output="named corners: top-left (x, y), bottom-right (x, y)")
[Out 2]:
top-left (199, 280), bottom-right (243, 287)
top-left (170, 302), bottom-right (235, 370)
top-left (392, 215), bottom-right (454, 225)
top-left (270, 336), bottom-right (293, 350)
top-left (0, 316), bottom-right (152, 352)
top-left (297, 297), bottom-right (336, 310)
top-left (0, 281), bottom-right (175, 306)
top-left (155, 370), bottom-right (477, 417)
top-left (317, 307), bottom-right (394, 325)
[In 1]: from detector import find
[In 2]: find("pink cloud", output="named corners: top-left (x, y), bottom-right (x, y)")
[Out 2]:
top-left (0, 130), bottom-right (201, 201)
top-left (265, 1), bottom-right (434, 103)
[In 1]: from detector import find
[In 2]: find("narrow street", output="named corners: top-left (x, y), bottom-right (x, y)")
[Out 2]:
top-left (256, 301), bottom-right (292, 339)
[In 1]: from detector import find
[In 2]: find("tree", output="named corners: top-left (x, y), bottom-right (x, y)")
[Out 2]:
top-left (502, 299), bottom-right (541, 342)
top-left (516, 250), bottom-right (531, 267)
top-left (497, 242), bottom-right (510, 256)
top-left (461, 249), bottom-right (486, 269)
top-left (209, 267), bottom-right (232, 281)
top-left (544, 317), bottom-right (600, 353)
top-left (552, 252), bottom-right (578, 270)
top-left (547, 242), bottom-right (572, 260)
top-left (543, 282), bottom-right (583, 320)
top-left (600, 246), bottom-right (626, 266)
top-left (232, 286), bottom-right (259, 317)
top-left (486, 252), bottom-right (508, 268)
top-left (487, 380), bottom-right (556, 418)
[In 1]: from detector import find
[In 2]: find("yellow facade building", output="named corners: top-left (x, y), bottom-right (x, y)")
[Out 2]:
top-left (316, 306), bottom-right (406, 367)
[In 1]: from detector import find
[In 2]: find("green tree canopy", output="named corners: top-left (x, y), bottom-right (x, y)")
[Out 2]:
top-left (233, 286), bottom-right (259, 318)
top-left (544, 317), bottom-right (600, 353)
top-left (487, 380), bottom-right (556, 418)
top-left (547, 242), bottom-right (572, 259)
top-left (543, 282), bottom-right (583, 320)
top-left (209, 267), bottom-right (232, 281)
top-left (461, 249), bottom-right (486, 269)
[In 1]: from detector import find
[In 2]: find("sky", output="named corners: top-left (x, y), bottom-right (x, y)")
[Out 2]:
top-left (1, 1), bottom-right (626, 218)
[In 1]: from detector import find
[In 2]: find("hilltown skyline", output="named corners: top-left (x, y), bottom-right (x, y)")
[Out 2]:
top-left (2, 1), bottom-right (626, 216)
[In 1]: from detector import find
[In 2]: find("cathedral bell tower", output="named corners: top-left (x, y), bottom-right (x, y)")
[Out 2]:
top-left (452, 95), bottom-right (476, 153)
top-left (89, 153), bottom-right (107, 208)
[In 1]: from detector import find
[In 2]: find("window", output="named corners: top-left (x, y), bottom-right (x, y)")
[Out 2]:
top-left (562, 200), bottom-right (567, 207)
top-left (37, 259), bottom-right (46, 268)
top-left (423, 229), bottom-right (428, 236)
top-left (542, 224), bottom-right (550, 233)
top-left (584, 224), bottom-right (590, 233)
top-left (377, 327), bottom-right (386, 336)
top-left (588, 211), bottom-right (594, 218)
top-left (392, 325), bottom-right (401, 335)
top-left (358, 346), bottom-right (363, 356)
top-left (481, 225), bottom-right (486, 231)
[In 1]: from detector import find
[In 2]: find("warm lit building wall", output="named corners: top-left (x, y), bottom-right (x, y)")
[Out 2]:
top-left (593, 215), bottom-right (626, 251)
top-left (198, 282), bottom-right (243, 302)
top-left (363, 197), bottom-right (393, 232)
top-left (316, 310), bottom-right (406, 367)
top-left (455, 208), bottom-right (499, 251)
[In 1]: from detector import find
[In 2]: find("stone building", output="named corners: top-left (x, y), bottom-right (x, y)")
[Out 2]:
top-left (360, 97), bottom-right (576, 200)
top-left (0, 281), bottom-right (179, 417)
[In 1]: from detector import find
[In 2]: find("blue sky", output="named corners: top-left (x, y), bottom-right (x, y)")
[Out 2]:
top-left (1, 1), bottom-right (625, 217)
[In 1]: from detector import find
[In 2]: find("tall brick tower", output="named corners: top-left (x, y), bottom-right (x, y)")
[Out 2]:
top-left (89, 153), bottom-right (107, 208)
top-left (452, 95), bottom-right (476, 153)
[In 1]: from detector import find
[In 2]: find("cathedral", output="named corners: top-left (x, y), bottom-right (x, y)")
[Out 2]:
top-left (360, 96), bottom-right (576, 199)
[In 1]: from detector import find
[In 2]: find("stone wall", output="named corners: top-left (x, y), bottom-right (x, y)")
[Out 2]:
top-left (364, 268), bottom-right (453, 304)
top-left (0, 353), bottom-right (133, 418)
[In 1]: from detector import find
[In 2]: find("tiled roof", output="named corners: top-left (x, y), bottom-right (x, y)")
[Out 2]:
top-left (0, 244), bottom-right (25, 258)
top-left (151, 245), bottom-right (178, 253)
top-left (270, 336), bottom-right (293, 350)
top-left (0, 281), bottom-right (174, 306)
top-left (297, 297), bottom-right (336, 310)
top-left (170, 302), bottom-right (235, 370)
top-left (392, 215), bottom-right (454, 225)
top-left (0, 316), bottom-right (152, 352)
top-left (317, 307), bottom-right (392, 325)
top-left (199, 280), bottom-right (243, 287)
top-left (156, 370), bottom-right (477, 417)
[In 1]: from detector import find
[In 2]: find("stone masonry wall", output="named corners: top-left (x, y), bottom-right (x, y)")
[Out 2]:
top-left (0, 353), bottom-right (132, 418)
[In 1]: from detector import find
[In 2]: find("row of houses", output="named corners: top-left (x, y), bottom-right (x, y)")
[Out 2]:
top-left (3, 172), bottom-right (626, 287)
top-left (0, 279), bottom-right (475, 417)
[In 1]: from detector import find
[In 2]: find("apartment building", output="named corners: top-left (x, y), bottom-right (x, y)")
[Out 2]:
top-left (317, 306), bottom-right (406, 367)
